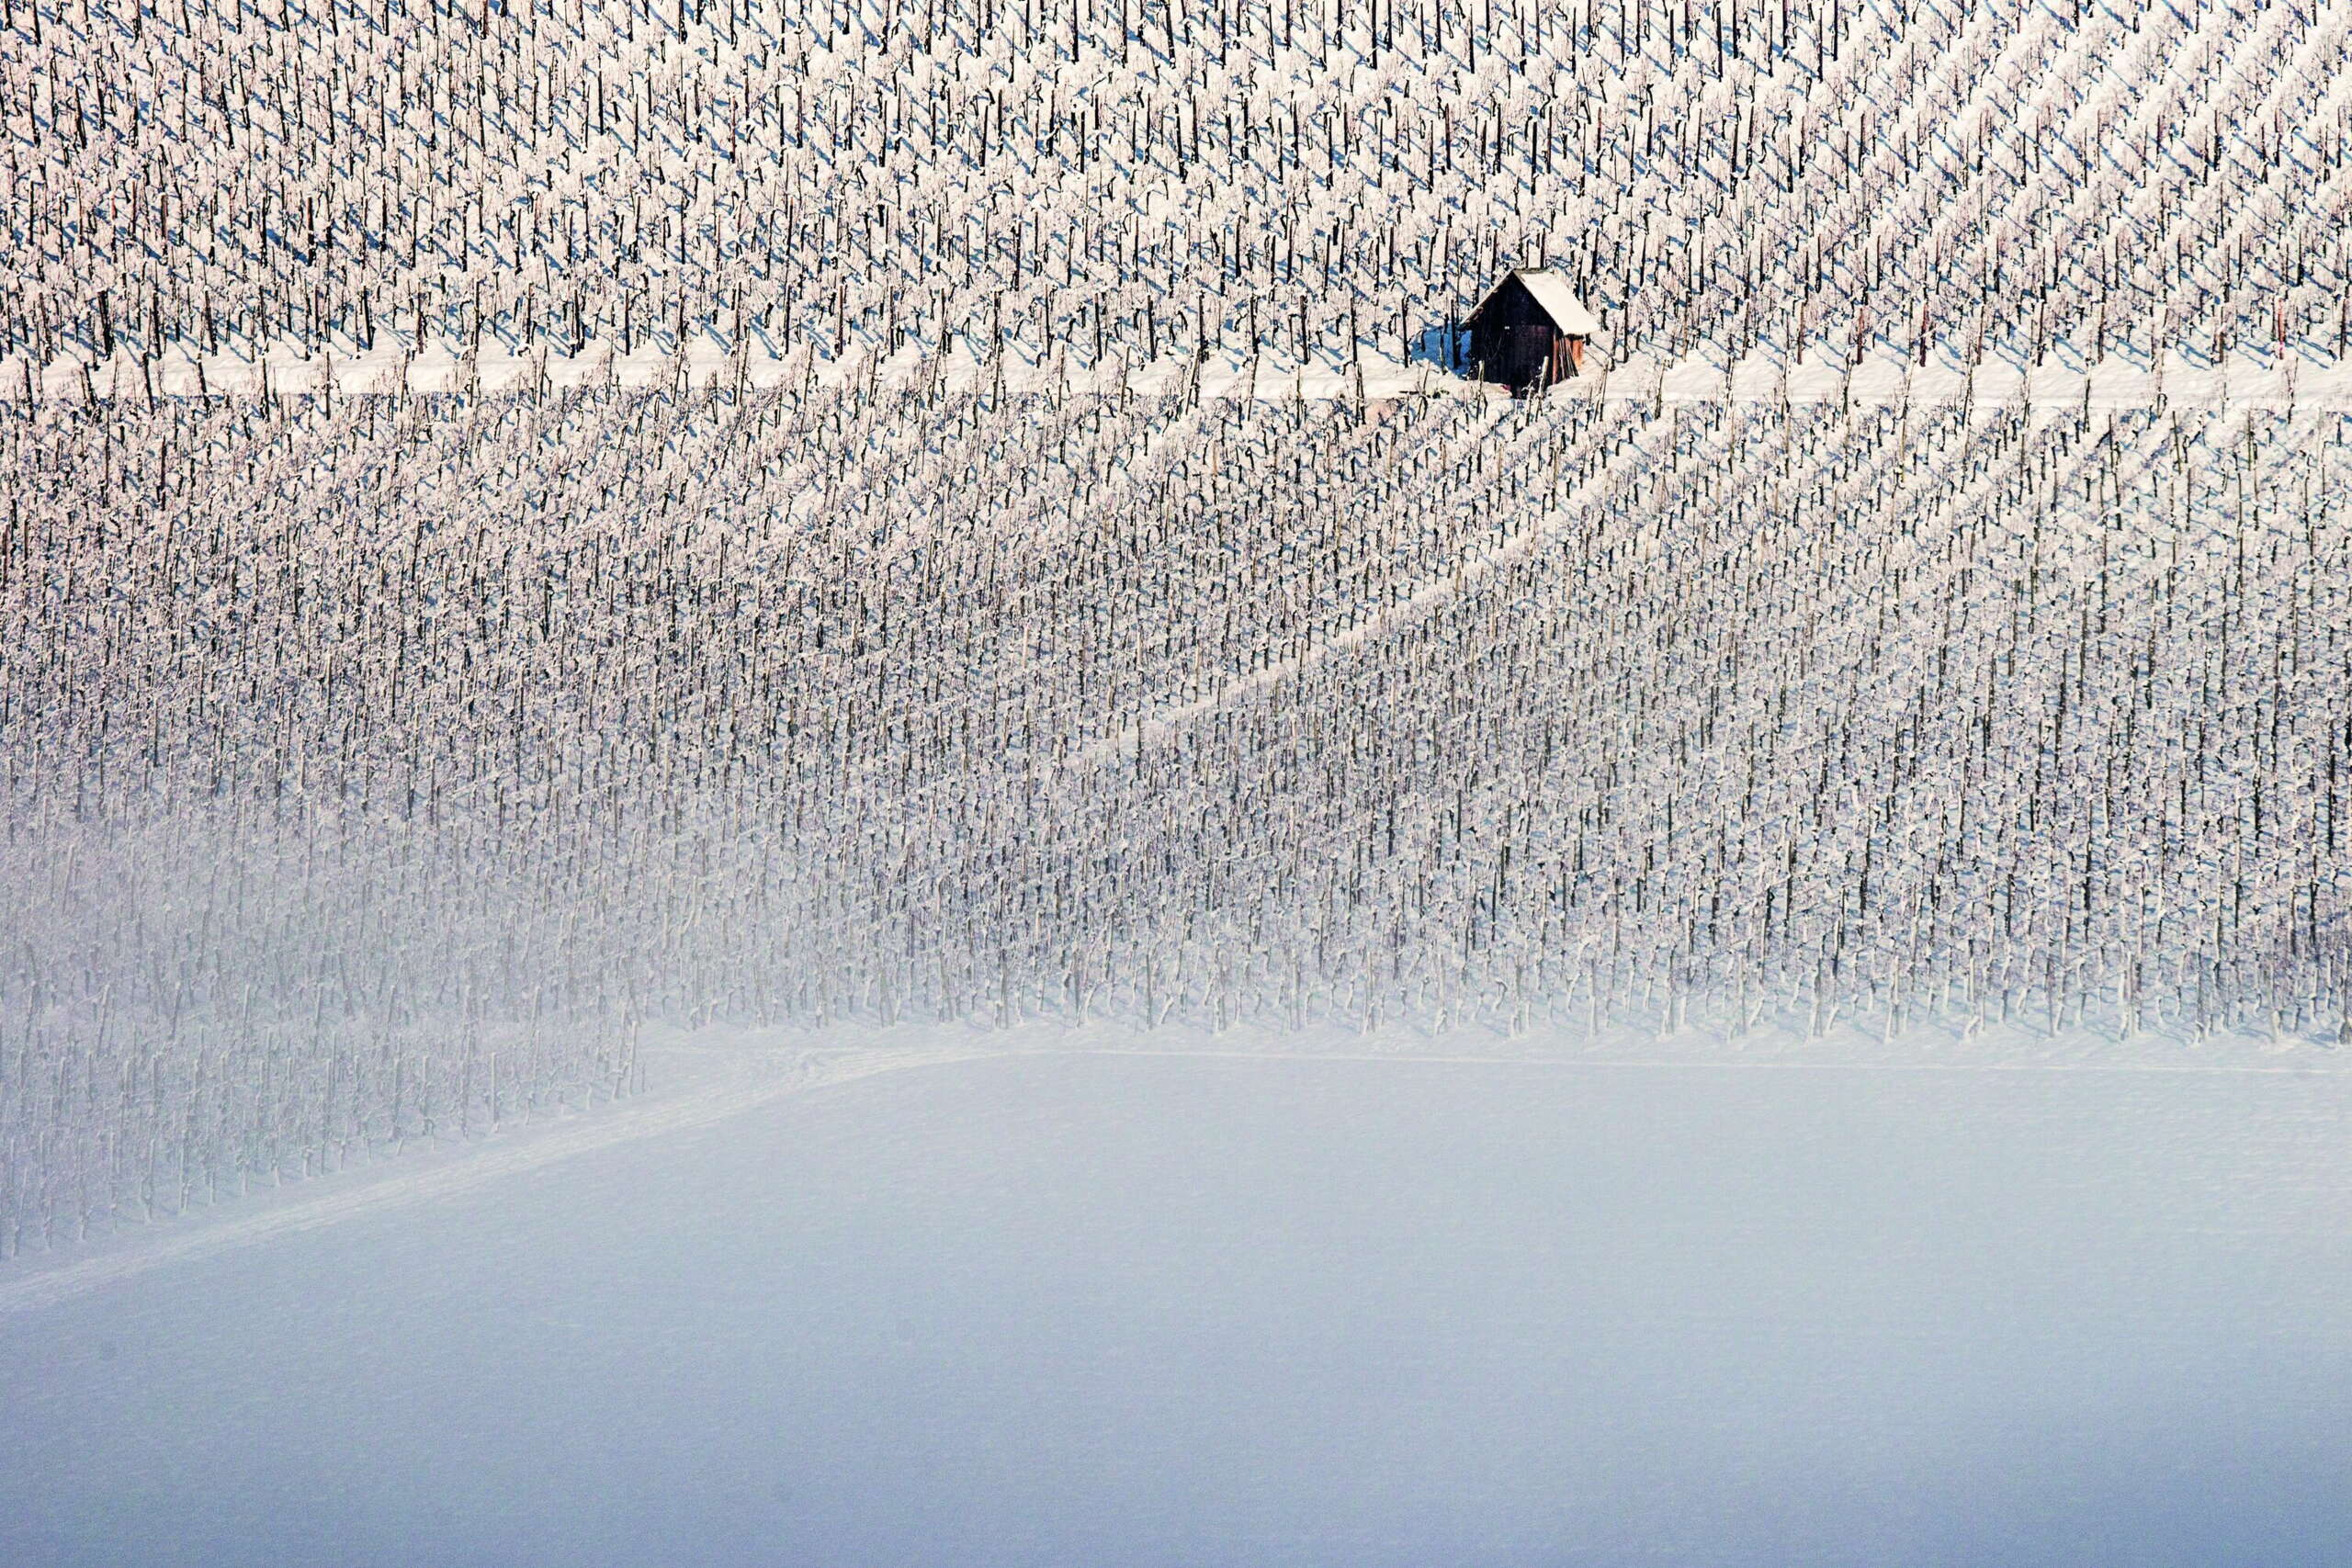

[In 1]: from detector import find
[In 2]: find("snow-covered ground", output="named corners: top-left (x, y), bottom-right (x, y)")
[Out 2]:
top-left (19, 340), bottom-right (2352, 412)
top-left (5, 1043), bottom-right (2350, 1566)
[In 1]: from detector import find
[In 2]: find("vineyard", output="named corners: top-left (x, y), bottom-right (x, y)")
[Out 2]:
top-left (7, 388), bottom-right (2348, 1253)
top-left (5, 0), bottom-right (2350, 1258)
top-left (7, 0), bottom-right (2352, 378)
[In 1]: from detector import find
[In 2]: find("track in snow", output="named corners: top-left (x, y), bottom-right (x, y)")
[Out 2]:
top-left (0, 1045), bottom-right (999, 1315)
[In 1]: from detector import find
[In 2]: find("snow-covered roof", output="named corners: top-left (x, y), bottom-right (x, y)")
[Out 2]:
top-left (1474, 269), bottom-right (1601, 335)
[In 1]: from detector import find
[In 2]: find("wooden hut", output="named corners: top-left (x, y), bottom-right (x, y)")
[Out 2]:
top-left (1464, 269), bottom-right (1600, 389)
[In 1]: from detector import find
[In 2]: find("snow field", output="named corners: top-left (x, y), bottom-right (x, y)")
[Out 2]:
top-left (6, 1049), bottom-right (2352, 1565)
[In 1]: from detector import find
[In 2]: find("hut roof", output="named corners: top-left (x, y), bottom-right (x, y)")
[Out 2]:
top-left (1468, 269), bottom-right (1601, 336)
